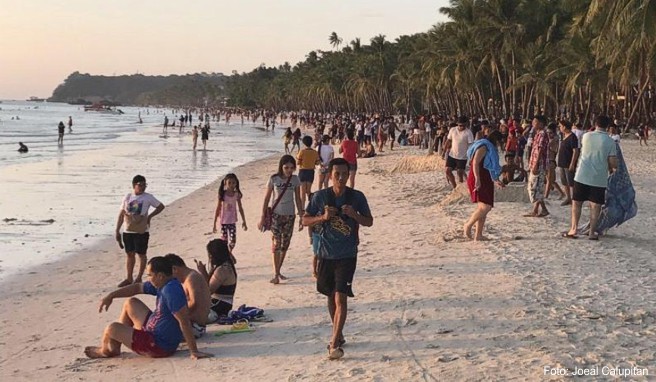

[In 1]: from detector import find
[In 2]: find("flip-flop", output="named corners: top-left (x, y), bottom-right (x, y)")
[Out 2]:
top-left (561, 232), bottom-right (578, 239)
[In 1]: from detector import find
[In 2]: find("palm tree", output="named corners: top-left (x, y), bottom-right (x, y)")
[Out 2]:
top-left (329, 32), bottom-right (343, 50)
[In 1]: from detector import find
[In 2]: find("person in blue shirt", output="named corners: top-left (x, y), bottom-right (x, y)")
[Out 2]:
top-left (84, 256), bottom-right (212, 359)
top-left (302, 158), bottom-right (373, 360)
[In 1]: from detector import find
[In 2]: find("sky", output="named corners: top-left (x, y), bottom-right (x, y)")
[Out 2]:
top-left (0, 0), bottom-right (450, 100)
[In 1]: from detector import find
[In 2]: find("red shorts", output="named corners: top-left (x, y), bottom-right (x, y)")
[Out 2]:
top-left (131, 329), bottom-right (175, 358)
top-left (467, 165), bottom-right (494, 207)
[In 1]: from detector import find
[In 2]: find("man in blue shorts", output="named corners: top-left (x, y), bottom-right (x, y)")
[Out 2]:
top-left (303, 158), bottom-right (373, 360)
top-left (84, 256), bottom-right (212, 359)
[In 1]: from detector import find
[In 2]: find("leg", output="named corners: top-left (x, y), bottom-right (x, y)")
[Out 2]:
top-left (329, 292), bottom-right (348, 358)
top-left (121, 252), bottom-right (136, 286)
top-left (445, 168), bottom-right (456, 189)
top-left (588, 202), bottom-right (602, 238)
top-left (568, 200), bottom-right (583, 235)
top-left (473, 203), bottom-right (492, 240)
top-left (135, 253), bottom-right (147, 283)
top-left (464, 203), bottom-right (487, 239)
top-left (85, 297), bottom-right (150, 358)
top-left (313, 256), bottom-right (318, 279)
top-left (349, 170), bottom-right (356, 189)
top-left (456, 169), bottom-right (465, 184)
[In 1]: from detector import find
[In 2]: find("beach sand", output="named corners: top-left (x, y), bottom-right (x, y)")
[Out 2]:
top-left (1, 141), bottom-right (654, 381)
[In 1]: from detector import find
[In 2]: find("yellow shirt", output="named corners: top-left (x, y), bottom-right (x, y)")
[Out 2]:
top-left (297, 148), bottom-right (319, 170)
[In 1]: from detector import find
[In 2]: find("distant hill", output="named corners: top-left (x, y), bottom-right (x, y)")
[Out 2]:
top-left (49, 71), bottom-right (227, 106)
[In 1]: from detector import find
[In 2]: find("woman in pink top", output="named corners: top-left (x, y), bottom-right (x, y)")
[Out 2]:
top-left (339, 129), bottom-right (361, 188)
top-left (213, 174), bottom-right (247, 260)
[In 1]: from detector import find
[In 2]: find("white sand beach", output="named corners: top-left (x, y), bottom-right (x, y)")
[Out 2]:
top-left (1, 140), bottom-right (654, 381)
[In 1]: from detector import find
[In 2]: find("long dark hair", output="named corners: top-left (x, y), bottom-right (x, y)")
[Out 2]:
top-left (218, 173), bottom-right (243, 201)
top-left (273, 154), bottom-right (296, 178)
top-left (206, 239), bottom-right (234, 271)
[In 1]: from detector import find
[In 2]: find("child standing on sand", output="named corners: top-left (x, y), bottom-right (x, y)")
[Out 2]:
top-left (213, 174), bottom-right (247, 259)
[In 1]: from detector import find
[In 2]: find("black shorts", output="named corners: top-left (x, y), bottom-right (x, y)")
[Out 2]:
top-left (348, 162), bottom-right (357, 172)
top-left (572, 181), bottom-right (606, 205)
top-left (298, 169), bottom-right (315, 183)
top-left (317, 257), bottom-right (357, 297)
top-left (122, 232), bottom-right (150, 255)
top-left (446, 155), bottom-right (467, 170)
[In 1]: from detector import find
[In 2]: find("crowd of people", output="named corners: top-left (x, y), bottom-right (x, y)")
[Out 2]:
top-left (84, 105), bottom-right (643, 362)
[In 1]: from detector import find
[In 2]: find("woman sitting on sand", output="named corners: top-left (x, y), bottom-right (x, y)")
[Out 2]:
top-left (463, 130), bottom-right (505, 241)
top-left (195, 239), bottom-right (237, 321)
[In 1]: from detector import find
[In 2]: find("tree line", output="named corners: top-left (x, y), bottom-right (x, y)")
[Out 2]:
top-left (225, 0), bottom-right (655, 130)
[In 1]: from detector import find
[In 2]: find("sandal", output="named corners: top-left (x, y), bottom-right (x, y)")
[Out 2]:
top-left (561, 232), bottom-right (578, 239)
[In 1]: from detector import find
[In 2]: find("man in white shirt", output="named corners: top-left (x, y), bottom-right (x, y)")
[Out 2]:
top-left (115, 175), bottom-right (165, 287)
top-left (444, 116), bottom-right (474, 188)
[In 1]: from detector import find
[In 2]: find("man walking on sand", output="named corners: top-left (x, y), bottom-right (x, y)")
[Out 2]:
top-left (525, 115), bottom-right (550, 217)
top-left (84, 256), bottom-right (212, 360)
top-left (444, 116), bottom-right (474, 189)
top-left (564, 116), bottom-right (618, 240)
top-left (303, 158), bottom-right (373, 360)
top-left (115, 175), bottom-right (165, 287)
top-left (164, 254), bottom-right (211, 337)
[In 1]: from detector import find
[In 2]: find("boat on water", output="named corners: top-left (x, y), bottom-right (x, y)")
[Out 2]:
top-left (26, 96), bottom-right (46, 102)
top-left (84, 104), bottom-right (124, 114)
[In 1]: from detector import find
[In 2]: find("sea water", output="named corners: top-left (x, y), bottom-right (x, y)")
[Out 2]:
top-left (0, 101), bottom-right (283, 279)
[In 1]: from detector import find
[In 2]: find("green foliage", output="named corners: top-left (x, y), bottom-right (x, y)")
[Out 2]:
top-left (49, 72), bottom-right (226, 106)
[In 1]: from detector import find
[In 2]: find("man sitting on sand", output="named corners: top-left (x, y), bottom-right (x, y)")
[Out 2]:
top-left (84, 256), bottom-right (212, 360)
top-left (164, 254), bottom-right (211, 337)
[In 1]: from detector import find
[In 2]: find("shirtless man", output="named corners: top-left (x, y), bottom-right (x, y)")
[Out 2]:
top-left (164, 254), bottom-right (211, 337)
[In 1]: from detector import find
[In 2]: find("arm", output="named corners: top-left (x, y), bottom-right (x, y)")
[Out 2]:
top-left (208, 267), bottom-right (226, 292)
top-left (147, 204), bottom-right (165, 225)
top-left (173, 307), bottom-right (212, 359)
top-left (569, 148), bottom-right (580, 171)
top-left (194, 260), bottom-right (211, 283)
top-left (99, 283), bottom-right (144, 313)
top-left (237, 198), bottom-right (247, 230)
top-left (472, 147), bottom-right (485, 187)
top-left (115, 210), bottom-right (125, 243)
top-left (213, 198), bottom-right (223, 233)
top-left (257, 185), bottom-right (274, 230)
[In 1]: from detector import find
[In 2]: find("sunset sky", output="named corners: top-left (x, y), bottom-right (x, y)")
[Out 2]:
top-left (0, 0), bottom-right (449, 99)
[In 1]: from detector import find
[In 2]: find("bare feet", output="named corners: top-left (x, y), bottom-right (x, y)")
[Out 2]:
top-left (269, 276), bottom-right (279, 284)
top-left (474, 236), bottom-right (490, 241)
top-left (463, 223), bottom-right (473, 239)
top-left (560, 199), bottom-right (572, 206)
top-left (278, 274), bottom-right (288, 280)
top-left (84, 346), bottom-right (116, 359)
top-left (328, 346), bottom-right (344, 360)
top-left (538, 211), bottom-right (550, 217)
top-left (523, 213), bottom-right (538, 217)
top-left (117, 279), bottom-right (132, 288)
top-left (134, 277), bottom-right (142, 284)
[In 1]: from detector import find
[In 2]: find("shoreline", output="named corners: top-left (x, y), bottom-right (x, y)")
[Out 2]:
top-left (2, 140), bottom-right (655, 381)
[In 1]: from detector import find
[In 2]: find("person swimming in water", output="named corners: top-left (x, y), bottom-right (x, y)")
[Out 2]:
top-left (18, 142), bottom-right (28, 153)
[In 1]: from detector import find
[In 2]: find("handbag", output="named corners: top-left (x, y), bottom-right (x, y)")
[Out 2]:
top-left (261, 175), bottom-right (292, 232)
